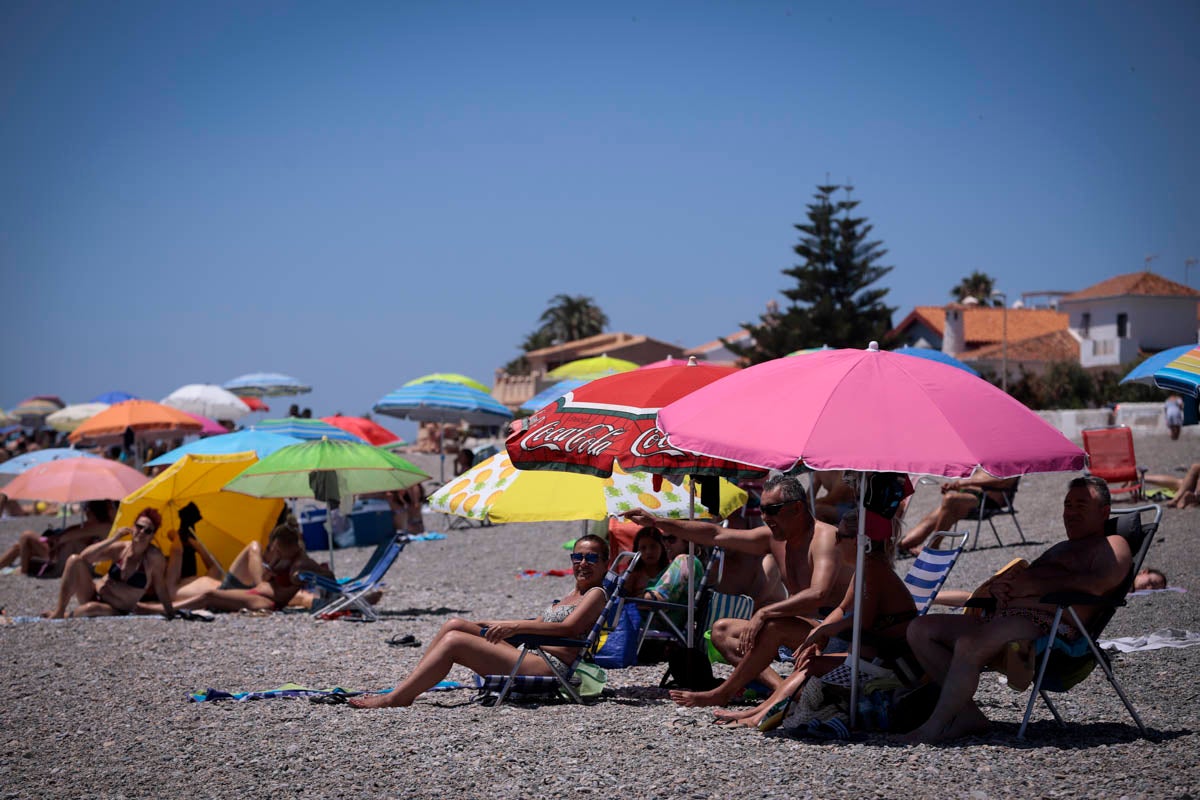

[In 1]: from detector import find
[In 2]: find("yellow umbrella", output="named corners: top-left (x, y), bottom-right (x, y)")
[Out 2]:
top-left (546, 355), bottom-right (639, 380)
top-left (404, 373), bottom-right (491, 394)
top-left (429, 451), bottom-right (746, 524)
top-left (111, 452), bottom-right (284, 574)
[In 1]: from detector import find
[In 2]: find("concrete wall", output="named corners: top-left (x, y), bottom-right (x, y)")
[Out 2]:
top-left (1037, 401), bottom-right (1200, 440)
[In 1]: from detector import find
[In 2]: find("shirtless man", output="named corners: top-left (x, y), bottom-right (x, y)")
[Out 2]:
top-left (811, 470), bottom-right (857, 525)
top-left (626, 473), bottom-right (849, 707)
top-left (904, 476), bottom-right (1131, 743)
top-left (898, 469), bottom-right (1018, 554)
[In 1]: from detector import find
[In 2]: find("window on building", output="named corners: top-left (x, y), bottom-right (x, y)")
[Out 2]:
top-left (1117, 313), bottom-right (1128, 338)
top-left (1081, 312), bottom-right (1091, 338)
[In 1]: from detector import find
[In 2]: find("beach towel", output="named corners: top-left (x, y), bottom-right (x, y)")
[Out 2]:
top-left (1099, 628), bottom-right (1200, 653)
top-left (518, 569), bottom-right (571, 579)
top-left (1128, 586), bottom-right (1187, 597)
top-left (187, 680), bottom-right (467, 703)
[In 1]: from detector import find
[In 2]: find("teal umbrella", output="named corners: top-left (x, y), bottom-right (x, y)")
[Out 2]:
top-left (224, 438), bottom-right (429, 573)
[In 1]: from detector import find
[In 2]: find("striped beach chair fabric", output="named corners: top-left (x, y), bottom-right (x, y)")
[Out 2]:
top-left (478, 551), bottom-right (640, 708)
top-left (903, 531), bottom-right (968, 615)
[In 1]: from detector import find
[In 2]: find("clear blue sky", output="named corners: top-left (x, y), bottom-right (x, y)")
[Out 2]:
top-left (4, 1), bottom-right (1198, 438)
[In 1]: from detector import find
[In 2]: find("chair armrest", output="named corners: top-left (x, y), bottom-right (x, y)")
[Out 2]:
top-left (478, 626), bottom-right (588, 649)
top-left (628, 597), bottom-right (687, 613)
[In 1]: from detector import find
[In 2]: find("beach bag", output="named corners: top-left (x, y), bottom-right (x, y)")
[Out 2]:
top-left (593, 603), bottom-right (641, 668)
top-left (565, 662), bottom-right (607, 700)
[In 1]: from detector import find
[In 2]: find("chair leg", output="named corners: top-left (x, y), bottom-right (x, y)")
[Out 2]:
top-left (1010, 511), bottom-right (1026, 544)
top-left (987, 518), bottom-right (1003, 548)
top-left (1019, 608), bottom-right (1065, 739)
top-left (536, 647), bottom-right (583, 704)
top-left (493, 647), bottom-right (529, 709)
top-left (1065, 607), bottom-right (1147, 737)
top-left (1039, 690), bottom-right (1065, 726)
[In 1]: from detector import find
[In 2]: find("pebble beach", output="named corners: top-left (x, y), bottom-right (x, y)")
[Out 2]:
top-left (2, 439), bottom-right (1198, 800)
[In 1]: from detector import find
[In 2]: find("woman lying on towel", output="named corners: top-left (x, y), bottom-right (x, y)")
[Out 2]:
top-left (711, 511), bottom-right (918, 728)
top-left (349, 535), bottom-right (610, 709)
top-left (46, 508), bottom-right (172, 619)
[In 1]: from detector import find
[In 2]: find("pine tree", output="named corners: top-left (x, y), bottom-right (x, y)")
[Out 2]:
top-left (726, 185), bottom-right (896, 363)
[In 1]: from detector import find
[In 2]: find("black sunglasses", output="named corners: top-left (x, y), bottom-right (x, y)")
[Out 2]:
top-left (761, 498), bottom-right (802, 516)
top-left (570, 552), bottom-right (601, 564)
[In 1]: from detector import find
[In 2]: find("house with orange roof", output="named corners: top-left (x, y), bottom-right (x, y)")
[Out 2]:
top-left (684, 330), bottom-right (752, 366)
top-left (1057, 271), bottom-right (1200, 368)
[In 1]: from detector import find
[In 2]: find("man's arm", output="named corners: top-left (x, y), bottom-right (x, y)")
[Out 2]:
top-left (623, 509), bottom-right (772, 555)
top-left (995, 536), bottom-right (1131, 602)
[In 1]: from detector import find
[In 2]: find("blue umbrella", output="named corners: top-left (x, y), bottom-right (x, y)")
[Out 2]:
top-left (254, 417), bottom-right (365, 443)
top-left (892, 346), bottom-right (981, 377)
top-left (146, 430), bottom-right (303, 467)
top-left (90, 391), bottom-right (139, 405)
top-left (519, 378), bottom-right (588, 412)
top-left (1119, 344), bottom-right (1198, 388)
top-left (222, 373), bottom-right (312, 397)
top-left (0, 448), bottom-right (100, 484)
top-left (374, 381), bottom-right (513, 480)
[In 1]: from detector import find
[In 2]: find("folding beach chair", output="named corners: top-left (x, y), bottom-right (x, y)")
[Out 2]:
top-left (623, 546), bottom-right (728, 658)
top-left (297, 533), bottom-right (409, 622)
top-left (1081, 426), bottom-right (1148, 502)
top-left (903, 530), bottom-right (968, 615)
top-left (477, 551), bottom-right (640, 708)
top-left (970, 478), bottom-right (1026, 550)
top-left (1012, 504), bottom-right (1161, 739)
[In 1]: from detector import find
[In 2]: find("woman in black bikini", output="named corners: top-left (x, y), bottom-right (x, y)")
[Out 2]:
top-left (47, 509), bottom-right (173, 619)
top-left (712, 510), bottom-right (918, 728)
top-left (349, 535), bottom-right (610, 709)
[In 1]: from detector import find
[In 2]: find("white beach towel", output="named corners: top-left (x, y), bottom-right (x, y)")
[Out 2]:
top-left (1099, 628), bottom-right (1200, 653)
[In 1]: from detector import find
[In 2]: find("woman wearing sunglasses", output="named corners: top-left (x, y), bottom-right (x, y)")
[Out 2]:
top-left (350, 535), bottom-right (610, 709)
top-left (46, 509), bottom-right (173, 619)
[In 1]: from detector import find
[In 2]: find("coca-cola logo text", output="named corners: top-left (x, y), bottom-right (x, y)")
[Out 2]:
top-left (629, 427), bottom-right (684, 458)
top-left (519, 420), bottom-right (626, 456)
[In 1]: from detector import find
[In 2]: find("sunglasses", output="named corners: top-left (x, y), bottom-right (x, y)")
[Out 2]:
top-left (570, 552), bottom-right (601, 564)
top-left (135, 522), bottom-right (155, 534)
top-left (761, 498), bottom-right (802, 517)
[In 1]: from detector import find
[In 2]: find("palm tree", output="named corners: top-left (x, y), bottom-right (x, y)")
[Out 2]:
top-left (537, 294), bottom-right (608, 343)
top-left (950, 271), bottom-right (1000, 305)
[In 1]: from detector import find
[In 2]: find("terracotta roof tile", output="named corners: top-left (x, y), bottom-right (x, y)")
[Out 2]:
top-left (686, 330), bottom-right (752, 355)
top-left (1061, 271), bottom-right (1200, 301)
top-left (963, 329), bottom-right (1081, 362)
top-left (893, 306), bottom-right (1068, 345)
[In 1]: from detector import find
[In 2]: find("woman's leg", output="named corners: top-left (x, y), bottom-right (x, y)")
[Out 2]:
top-left (671, 617), bottom-right (815, 707)
top-left (46, 554), bottom-right (98, 618)
top-left (350, 630), bottom-right (528, 709)
top-left (71, 600), bottom-right (122, 618)
top-left (174, 587), bottom-right (276, 613)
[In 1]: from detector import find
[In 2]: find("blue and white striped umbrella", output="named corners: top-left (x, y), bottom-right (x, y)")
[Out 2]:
top-left (1119, 344), bottom-right (1198, 388)
top-left (519, 378), bottom-right (588, 413)
top-left (222, 373), bottom-right (312, 398)
top-left (254, 418), bottom-right (365, 442)
top-left (146, 430), bottom-right (303, 467)
top-left (374, 381), bottom-right (513, 425)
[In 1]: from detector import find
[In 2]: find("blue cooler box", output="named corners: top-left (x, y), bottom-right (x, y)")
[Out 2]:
top-left (299, 501), bottom-right (395, 551)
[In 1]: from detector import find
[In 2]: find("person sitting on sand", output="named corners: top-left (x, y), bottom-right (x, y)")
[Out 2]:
top-left (47, 509), bottom-right (173, 619)
top-left (713, 510), bottom-right (918, 728)
top-left (348, 534), bottom-right (611, 709)
top-left (897, 470), bottom-right (1018, 555)
top-left (903, 476), bottom-right (1130, 744)
top-left (0, 500), bottom-right (114, 577)
top-left (625, 472), bottom-right (849, 706)
top-left (170, 520), bottom-right (333, 614)
top-left (1146, 462), bottom-right (1200, 509)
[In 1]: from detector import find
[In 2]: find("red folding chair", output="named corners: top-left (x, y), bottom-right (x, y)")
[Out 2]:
top-left (1081, 426), bottom-right (1147, 502)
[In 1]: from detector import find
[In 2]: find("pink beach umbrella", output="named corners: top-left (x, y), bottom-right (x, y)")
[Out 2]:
top-left (657, 341), bottom-right (1086, 723)
top-left (182, 412), bottom-right (229, 436)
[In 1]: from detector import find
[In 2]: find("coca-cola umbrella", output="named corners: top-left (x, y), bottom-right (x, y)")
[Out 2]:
top-left (507, 356), bottom-right (765, 645)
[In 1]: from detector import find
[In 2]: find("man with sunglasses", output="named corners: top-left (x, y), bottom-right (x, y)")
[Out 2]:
top-left (625, 473), bottom-right (849, 708)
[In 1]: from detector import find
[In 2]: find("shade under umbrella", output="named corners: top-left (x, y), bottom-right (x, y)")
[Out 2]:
top-left (161, 384), bottom-right (251, 421)
top-left (222, 373), bottom-right (312, 398)
top-left (2, 457), bottom-right (148, 503)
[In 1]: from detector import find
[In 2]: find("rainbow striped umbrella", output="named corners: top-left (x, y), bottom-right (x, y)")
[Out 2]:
top-left (1151, 345), bottom-right (1200, 397)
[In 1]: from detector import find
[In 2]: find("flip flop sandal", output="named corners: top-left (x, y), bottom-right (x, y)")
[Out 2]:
top-left (309, 694), bottom-right (350, 705)
top-left (387, 634), bottom-right (421, 648)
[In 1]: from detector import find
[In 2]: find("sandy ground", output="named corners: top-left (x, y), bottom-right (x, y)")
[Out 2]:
top-left (0, 439), bottom-right (1198, 800)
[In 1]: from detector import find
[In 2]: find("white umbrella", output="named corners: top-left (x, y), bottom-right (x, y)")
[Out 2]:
top-left (161, 384), bottom-right (251, 421)
top-left (45, 403), bottom-right (110, 433)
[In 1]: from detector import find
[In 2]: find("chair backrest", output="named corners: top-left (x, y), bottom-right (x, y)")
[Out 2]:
top-left (581, 551), bottom-right (640, 666)
top-left (1082, 426), bottom-right (1139, 483)
top-left (1094, 505), bottom-right (1161, 627)
top-left (358, 534), bottom-right (408, 585)
top-left (353, 533), bottom-right (406, 581)
top-left (903, 530), bottom-right (968, 615)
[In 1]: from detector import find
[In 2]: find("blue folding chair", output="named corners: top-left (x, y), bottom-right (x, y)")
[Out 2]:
top-left (298, 533), bottom-right (409, 622)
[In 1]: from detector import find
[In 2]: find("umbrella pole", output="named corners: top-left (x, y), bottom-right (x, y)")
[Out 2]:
top-left (686, 479), bottom-right (695, 649)
top-left (849, 472), bottom-right (867, 728)
top-left (439, 425), bottom-right (445, 483)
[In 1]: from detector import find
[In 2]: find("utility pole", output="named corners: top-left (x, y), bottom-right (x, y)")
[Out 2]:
top-left (1144, 254), bottom-right (1159, 272)
top-left (992, 290), bottom-right (1008, 393)
top-left (1186, 258), bottom-right (1197, 287)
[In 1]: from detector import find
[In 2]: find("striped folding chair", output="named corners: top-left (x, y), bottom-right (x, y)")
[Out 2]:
top-left (903, 531), bottom-right (969, 615)
top-left (476, 551), bottom-right (640, 708)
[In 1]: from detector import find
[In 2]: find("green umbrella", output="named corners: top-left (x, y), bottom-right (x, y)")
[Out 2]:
top-left (224, 438), bottom-right (429, 574)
